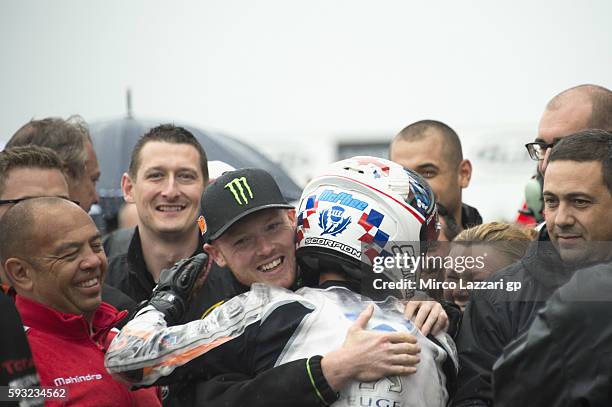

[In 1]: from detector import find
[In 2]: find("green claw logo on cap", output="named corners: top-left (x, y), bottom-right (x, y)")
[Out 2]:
top-left (225, 177), bottom-right (254, 205)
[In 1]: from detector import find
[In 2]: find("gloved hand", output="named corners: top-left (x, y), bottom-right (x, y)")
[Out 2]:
top-left (148, 253), bottom-right (210, 325)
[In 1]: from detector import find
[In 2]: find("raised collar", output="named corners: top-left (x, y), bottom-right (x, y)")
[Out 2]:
top-left (522, 225), bottom-right (579, 289)
top-left (15, 295), bottom-right (126, 342)
top-left (126, 226), bottom-right (156, 294)
top-left (461, 203), bottom-right (483, 229)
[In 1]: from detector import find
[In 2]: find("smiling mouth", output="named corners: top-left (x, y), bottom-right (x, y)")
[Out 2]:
top-left (258, 257), bottom-right (284, 273)
top-left (76, 277), bottom-right (99, 288)
top-left (156, 204), bottom-right (187, 212)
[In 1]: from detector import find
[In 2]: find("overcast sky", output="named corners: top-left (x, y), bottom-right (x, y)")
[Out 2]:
top-left (1, 0), bottom-right (610, 142)
top-left (1, 0), bottom-right (610, 219)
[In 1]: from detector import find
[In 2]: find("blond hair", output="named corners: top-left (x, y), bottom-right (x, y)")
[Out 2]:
top-left (454, 222), bottom-right (537, 263)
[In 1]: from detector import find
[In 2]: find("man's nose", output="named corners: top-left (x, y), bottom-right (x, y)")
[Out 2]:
top-left (81, 248), bottom-right (103, 270)
top-left (254, 234), bottom-right (274, 256)
top-left (553, 202), bottom-right (575, 228)
top-left (161, 176), bottom-right (180, 198)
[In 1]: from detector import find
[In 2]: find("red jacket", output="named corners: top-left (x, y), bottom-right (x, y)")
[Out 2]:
top-left (15, 295), bottom-right (161, 407)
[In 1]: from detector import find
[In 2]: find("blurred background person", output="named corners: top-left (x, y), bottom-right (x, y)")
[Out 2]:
top-left (444, 222), bottom-right (536, 311)
top-left (7, 116), bottom-right (100, 213)
top-left (390, 120), bottom-right (482, 232)
top-left (117, 202), bottom-right (139, 230)
top-left (518, 84), bottom-right (612, 225)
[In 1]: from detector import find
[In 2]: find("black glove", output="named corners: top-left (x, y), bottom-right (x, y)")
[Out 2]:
top-left (148, 253), bottom-right (209, 325)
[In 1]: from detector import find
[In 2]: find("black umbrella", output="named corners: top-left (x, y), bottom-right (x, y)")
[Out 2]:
top-left (89, 117), bottom-right (301, 230)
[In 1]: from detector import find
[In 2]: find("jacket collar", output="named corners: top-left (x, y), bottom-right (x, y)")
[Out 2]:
top-left (126, 226), bottom-right (156, 293)
top-left (461, 203), bottom-right (483, 229)
top-left (522, 225), bottom-right (577, 289)
top-left (127, 226), bottom-right (207, 293)
top-left (15, 295), bottom-right (126, 342)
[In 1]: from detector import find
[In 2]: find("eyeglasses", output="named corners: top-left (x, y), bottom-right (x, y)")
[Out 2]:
top-left (525, 141), bottom-right (556, 161)
top-left (0, 196), bottom-right (80, 206)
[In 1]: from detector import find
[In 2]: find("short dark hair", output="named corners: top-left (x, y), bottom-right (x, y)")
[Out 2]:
top-left (7, 116), bottom-right (91, 180)
top-left (548, 129), bottom-right (612, 193)
top-left (128, 124), bottom-right (209, 183)
top-left (0, 197), bottom-right (70, 262)
top-left (393, 120), bottom-right (463, 167)
top-left (547, 84), bottom-right (612, 131)
top-left (0, 146), bottom-right (65, 196)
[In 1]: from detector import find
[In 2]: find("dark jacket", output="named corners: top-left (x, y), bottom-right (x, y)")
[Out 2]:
top-left (102, 284), bottom-right (137, 317)
top-left (492, 262), bottom-right (612, 407)
top-left (461, 203), bottom-right (483, 229)
top-left (105, 227), bottom-right (217, 305)
top-left (105, 227), bottom-right (164, 303)
top-left (103, 227), bottom-right (134, 261)
top-left (0, 291), bottom-right (39, 397)
top-left (452, 227), bottom-right (577, 406)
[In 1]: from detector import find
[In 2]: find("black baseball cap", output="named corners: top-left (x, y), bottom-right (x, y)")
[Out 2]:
top-left (198, 168), bottom-right (294, 241)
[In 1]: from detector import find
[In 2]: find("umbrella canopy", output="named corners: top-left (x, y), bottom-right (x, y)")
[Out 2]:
top-left (89, 117), bottom-right (301, 227)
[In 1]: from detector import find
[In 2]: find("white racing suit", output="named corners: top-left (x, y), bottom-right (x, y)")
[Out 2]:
top-left (105, 282), bottom-right (457, 406)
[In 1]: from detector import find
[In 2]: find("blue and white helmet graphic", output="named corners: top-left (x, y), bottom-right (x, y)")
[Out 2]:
top-left (295, 156), bottom-right (438, 298)
top-left (319, 205), bottom-right (352, 237)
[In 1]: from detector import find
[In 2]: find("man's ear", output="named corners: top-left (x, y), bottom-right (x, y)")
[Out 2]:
top-left (458, 159), bottom-right (472, 189)
top-left (287, 208), bottom-right (297, 227)
top-left (121, 172), bottom-right (136, 203)
top-left (204, 243), bottom-right (227, 268)
top-left (4, 258), bottom-right (34, 292)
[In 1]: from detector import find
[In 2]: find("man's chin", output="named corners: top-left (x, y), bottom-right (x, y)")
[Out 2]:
top-left (558, 248), bottom-right (591, 265)
top-left (258, 269), bottom-right (294, 289)
top-left (152, 222), bottom-right (192, 236)
top-left (73, 298), bottom-right (102, 317)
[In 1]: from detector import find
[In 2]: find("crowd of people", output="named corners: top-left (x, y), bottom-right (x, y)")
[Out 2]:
top-left (0, 83), bottom-right (611, 407)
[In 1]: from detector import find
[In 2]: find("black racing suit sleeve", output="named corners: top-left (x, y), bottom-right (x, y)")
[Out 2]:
top-left (193, 358), bottom-right (336, 407)
top-left (452, 292), bottom-right (509, 407)
top-left (165, 301), bottom-right (338, 406)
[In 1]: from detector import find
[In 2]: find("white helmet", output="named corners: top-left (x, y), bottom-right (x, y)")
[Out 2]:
top-left (296, 156), bottom-right (438, 298)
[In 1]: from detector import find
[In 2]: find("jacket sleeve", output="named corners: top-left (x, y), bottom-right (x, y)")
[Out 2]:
top-left (493, 265), bottom-right (612, 407)
top-left (192, 357), bottom-right (338, 407)
top-left (105, 290), bottom-right (268, 386)
top-left (452, 291), bottom-right (510, 407)
top-left (491, 309), bottom-right (564, 406)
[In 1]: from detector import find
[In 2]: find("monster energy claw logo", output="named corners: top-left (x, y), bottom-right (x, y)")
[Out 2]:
top-left (225, 177), bottom-right (254, 205)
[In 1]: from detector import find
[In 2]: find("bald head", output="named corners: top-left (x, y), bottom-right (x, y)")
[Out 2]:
top-left (0, 196), bottom-right (106, 316)
top-left (0, 197), bottom-right (82, 262)
top-left (539, 84), bottom-right (612, 144)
